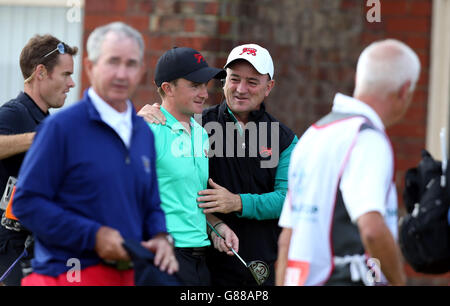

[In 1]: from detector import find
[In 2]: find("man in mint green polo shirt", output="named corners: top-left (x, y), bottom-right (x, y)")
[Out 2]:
top-left (148, 47), bottom-right (239, 285)
top-left (139, 44), bottom-right (298, 286)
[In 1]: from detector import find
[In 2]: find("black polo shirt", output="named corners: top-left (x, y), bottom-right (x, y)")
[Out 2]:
top-left (0, 92), bottom-right (48, 196)
top-left (202, 101), bottom-right (295, 285)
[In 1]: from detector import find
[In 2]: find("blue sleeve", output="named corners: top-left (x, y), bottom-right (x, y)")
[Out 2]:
top-left (143, 129), bottom-right (167, 239)
top-left (13, 119), bottom-right (102, 253)
top-left (239, 136), bottom-right (298, 220)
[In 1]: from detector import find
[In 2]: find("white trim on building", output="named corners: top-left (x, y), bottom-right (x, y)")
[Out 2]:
top-left (426, 0), bottom-right (450, 158)
top-left (0, 0), bottom-right (84, 7)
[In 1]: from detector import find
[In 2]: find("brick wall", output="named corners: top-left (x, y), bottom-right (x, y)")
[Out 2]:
top-left (82, 0), bottom-right (448, 285)
top-left (82, 0), bottom-right (232, 110)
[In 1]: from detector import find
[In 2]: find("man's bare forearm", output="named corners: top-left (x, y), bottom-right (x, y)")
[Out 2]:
top-left (358, 212), bottom-right (406, 286)
top-left (0, 133), bottom-right (35, 159)
top-left (276, 227), bottom-right (292, 286)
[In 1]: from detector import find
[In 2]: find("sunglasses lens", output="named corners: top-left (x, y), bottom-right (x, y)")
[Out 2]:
top-left (57, 43), bottom-right (65, 54)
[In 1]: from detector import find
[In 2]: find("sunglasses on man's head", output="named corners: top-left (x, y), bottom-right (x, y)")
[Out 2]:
top-left (43, 42), bottom-right (65, 58)
top-left (24, 42), bottom-right (66, 84)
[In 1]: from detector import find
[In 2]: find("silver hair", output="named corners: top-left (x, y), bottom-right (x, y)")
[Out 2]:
top-left (354, 39), bottom-right (421, 97)
top-left (86, 22), bottom-right (144, 63)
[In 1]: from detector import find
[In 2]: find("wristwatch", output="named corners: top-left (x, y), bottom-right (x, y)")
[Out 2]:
top-left (162, 233), bottom-right (174, 246)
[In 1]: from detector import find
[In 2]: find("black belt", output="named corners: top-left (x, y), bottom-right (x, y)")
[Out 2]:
top-left (102, 260), bottom-right (134, 271)
top-left (175, 246), bottom-right (208, 257)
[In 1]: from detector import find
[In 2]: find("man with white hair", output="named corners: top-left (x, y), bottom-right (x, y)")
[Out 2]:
top-left (12, 22), bottom-right (177, 285)
top-left (276, 39), bottom-right (420, 286)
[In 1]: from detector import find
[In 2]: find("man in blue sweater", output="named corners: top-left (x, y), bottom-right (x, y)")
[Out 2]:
top-left (13, 22), bottom-right (177, 285)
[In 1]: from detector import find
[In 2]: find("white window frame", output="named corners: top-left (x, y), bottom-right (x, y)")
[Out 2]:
top-left (426, 0), bottom-right (450, 159)
top-left (0, 0), bottom-right (84, 7)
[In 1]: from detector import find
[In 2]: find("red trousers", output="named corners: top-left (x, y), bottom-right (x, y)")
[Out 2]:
top-left (21, 264), bottom-right (134, 286)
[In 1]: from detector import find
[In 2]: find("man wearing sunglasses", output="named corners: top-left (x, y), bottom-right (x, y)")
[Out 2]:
top-left (0, 35), bottom-right (77, 285)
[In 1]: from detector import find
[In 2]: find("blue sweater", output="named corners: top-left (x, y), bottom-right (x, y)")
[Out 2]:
top-left (13, 92), bottom-right (166, 276)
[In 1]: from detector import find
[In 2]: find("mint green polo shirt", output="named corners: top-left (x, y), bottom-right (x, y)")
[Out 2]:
top-left (148, 106), bottom-right (210, 247)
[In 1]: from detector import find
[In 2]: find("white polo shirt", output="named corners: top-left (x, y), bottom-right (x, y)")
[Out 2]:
top-left (88, 87), bottom-right (133, 148)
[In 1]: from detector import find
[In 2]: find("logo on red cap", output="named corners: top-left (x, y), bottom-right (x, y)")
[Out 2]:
top-left (239, 48), bottom-right (257, 56)
top-left (194, 53), bottom-right (205, 63)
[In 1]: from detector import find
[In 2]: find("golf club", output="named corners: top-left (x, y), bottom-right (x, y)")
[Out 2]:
top-left (207, 221), bottom-right (270, 285)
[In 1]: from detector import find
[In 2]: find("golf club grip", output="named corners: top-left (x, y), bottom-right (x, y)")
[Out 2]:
top-left (206, 221), bottom-right (248, 267)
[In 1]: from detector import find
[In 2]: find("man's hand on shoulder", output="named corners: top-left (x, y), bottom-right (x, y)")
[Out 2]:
top-left (137, 103), bottom-right (166, 125)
